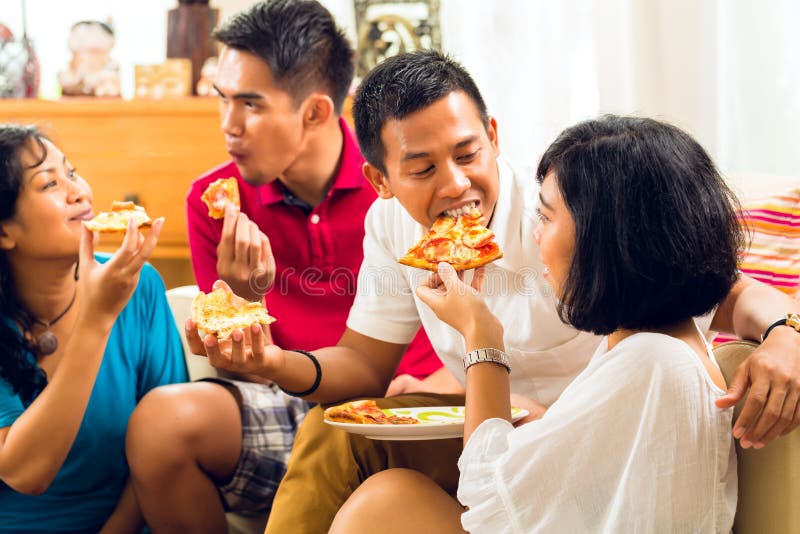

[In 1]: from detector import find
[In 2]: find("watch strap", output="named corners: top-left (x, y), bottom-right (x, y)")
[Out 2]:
top-left (463, 348), bottom-right (511, 373)
top-left (762, 313), bottom-right (800, 342)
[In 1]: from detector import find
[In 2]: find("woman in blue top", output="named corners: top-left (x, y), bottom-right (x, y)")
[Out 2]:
top-left (0, 124), bottom-right (188, 533)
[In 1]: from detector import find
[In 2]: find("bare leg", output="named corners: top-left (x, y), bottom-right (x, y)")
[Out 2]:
top-left (330, 468), bottom-right (466, 534)
top-left (126, 382), bottom-right (242, 534)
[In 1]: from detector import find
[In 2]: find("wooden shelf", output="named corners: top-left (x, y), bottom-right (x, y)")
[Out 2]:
top-left (1, 97), bottom-right (228, 262)
top-left (0, 97), bottom-right (229, 287)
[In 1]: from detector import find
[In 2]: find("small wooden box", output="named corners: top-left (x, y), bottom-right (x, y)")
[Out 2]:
top-left (134, 59), bottom-right (192, 98)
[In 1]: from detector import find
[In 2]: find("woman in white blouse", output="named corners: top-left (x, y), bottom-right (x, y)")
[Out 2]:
top-left (329, 115), bottom-right (742, 533)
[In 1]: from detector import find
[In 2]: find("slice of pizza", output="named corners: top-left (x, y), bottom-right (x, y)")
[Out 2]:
top-left (84, 201), bottom-right (153, 233)
top-left (398, 204), bottom-right (503, 271)
top-left (201, 177), bottom-right (240, 219)
top-left (191, 286), bottom-right (276, 339)
top-left (323, 400), bottom-right (419, 425)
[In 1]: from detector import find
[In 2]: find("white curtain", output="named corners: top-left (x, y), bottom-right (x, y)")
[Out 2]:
top-left (435, 0), bottom-right (799, 197)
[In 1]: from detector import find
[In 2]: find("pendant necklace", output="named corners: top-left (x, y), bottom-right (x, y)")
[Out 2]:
top-left (28, 287), bottom-right (77, 356)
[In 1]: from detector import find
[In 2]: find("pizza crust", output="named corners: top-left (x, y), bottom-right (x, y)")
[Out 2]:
top-left (84, 201), bottom-right (153, 233)
top-left (399, 244), bottom-right (502, 271)
top-left (398, 209), bottom-right (503, 271)
top-left (201, 177), bottom-right (240, 219)
top-left (191, 286), bottom-right (276, 339)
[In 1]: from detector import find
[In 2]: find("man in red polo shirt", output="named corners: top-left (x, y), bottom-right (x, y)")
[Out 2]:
top-left (125, 1), bottom-right (458, 531)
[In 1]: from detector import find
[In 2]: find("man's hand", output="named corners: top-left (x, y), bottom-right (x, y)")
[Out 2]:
top-left (716, 327), bottom-right (800, 448)
top-left (216, 204), bottom-right (275, 301)
top-left (186, 317), bottom-right (285, 377)
top-left (185, 280), bottom-right (284, 377)
top-left (386, 368), bottom-right (465, 396)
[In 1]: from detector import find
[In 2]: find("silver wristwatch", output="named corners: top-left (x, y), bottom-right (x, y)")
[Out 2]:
top-left (463, 348), bottom-right (511, 373)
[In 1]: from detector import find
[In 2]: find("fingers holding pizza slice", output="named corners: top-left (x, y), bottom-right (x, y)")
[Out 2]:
top-left (399, 206), bottom-right (503, 271)
top-left (84, 201), bottom-right (154, 233)
top-left (191, 285), bottom-right (276, 339)
top-left (201, 177), bottom-right (240, 219)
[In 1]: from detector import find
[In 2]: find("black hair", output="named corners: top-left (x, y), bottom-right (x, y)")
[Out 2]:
top-left (536, 115), bottom-right (744, 335)
top-left (213, 0), bottom-right (354, 114)
top-left (353, 50), bottom-right (489, 175)
top-left (0, 124), bottom-right (49, 402)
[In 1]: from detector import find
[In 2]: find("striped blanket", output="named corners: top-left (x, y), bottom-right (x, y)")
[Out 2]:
top-left (714, 187), bottom-right (800, 344)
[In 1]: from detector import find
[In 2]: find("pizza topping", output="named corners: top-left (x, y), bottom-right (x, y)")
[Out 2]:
top-left (398, 205), bottom-right (502, 271)
top-left (84, 201), bottom-right (153, 233)
top-left (422, 237), bottom-right (455, 262)
top-left (462, 226), bottom-right (495, 248)
top-left (191, 286), bottom-right (276, 339)
top-left (453, 245), bottom-right (481, 263)
top-left (323, 400), bottom-right (419, 425)
top-left (201, 177), bottom-right (240, 219)
top-left (430, 216), bottom-right (456, 234)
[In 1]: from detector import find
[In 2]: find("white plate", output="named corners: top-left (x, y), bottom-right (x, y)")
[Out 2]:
top-left (324, 406), bottom-right (530, 440)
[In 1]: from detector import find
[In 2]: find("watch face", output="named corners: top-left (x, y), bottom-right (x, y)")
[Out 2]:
top-left (787, 313), bottom-right (800, 330)
top-left (354, 0), bottom-right (441, 79)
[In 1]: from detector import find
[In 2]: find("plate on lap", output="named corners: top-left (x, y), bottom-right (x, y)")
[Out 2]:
top-left (324, 406), bottom-right (529, 440)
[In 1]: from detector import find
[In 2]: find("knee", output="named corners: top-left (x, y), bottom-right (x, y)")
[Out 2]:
top-left (127, 383), bottom-right (214, 469)
top-left (332, 470), bottom-right (420, 531)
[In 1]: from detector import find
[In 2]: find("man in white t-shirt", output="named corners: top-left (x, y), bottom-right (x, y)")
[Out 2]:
top-left (188, 51), bottom-right (800, 533)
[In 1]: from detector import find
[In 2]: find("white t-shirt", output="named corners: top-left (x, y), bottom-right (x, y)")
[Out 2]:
top-left (347, 156), bottom-right (715, 404)
top-left (457, 331), bottom-right (737, 533)
top-left (349, 157), bottom-right (603, 404)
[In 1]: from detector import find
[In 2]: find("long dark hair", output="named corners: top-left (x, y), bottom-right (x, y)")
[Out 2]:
top-left (536, 115), bottom-right (744, 335)
top-left (0, 124), bottom-right (49, 402)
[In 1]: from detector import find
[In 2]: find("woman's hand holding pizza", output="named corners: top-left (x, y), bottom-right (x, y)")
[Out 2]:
top-left (216, 204), bottom-right (275, 302)
top-left (416, 262), bottom-right (504, 350)
top-left (80, 216), bottom-right (164, 327)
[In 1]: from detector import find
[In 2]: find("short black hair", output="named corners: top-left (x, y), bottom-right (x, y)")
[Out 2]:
top-left (213, 0), bottom-right (354, 113)
top-left (353, 50), bottom-right (489, 175)
top-left (536, 115), bottom-right (744, 335)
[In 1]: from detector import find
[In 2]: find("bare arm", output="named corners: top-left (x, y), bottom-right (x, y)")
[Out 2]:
top-left (275, 329), bottom-right (409, 403)
top-left (712, 275), bottom-right (800, 447)
top-left (461, 320), bottom-right (510, 443)
top-left (711, 275), bottom-right (800, 338)
top-left (415, 263), bottom-right (511, 443)
top-left (0, 220), bottom-right (162, 494)
top-left (186, 296), bottom-right (408, 403)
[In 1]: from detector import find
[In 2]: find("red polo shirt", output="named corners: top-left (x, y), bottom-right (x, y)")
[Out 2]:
top-left (186, 119), bottom-right (441, 379)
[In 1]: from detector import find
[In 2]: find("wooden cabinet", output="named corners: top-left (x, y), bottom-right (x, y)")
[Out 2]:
top-left (2, 97), bottom-right (228, 286)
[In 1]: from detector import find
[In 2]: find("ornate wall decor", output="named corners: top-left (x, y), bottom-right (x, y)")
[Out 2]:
top-left (0, 0), bottom-right (40, 98)
top-left (167, 0), bottom-right (218, 95)
top-left (353, 0), bottom-right (441, 79)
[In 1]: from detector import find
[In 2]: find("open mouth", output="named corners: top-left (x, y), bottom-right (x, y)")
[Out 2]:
top-left (442, 201), bottom-right (479, 218)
